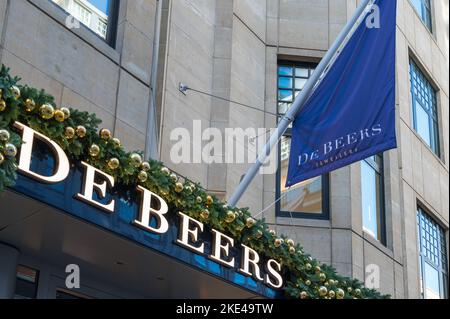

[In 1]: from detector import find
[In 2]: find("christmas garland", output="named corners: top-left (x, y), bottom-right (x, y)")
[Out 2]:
top-left (0, 65), bottom-right (388, 299)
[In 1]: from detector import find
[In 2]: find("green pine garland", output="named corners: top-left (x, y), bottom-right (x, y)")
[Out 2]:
top-left (0, 65), bottom-right (389, 299)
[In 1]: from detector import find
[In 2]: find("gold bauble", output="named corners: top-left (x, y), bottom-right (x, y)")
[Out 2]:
top-left (336, 288), bottom-right (345, 299)
top-left (185, 185), bottom-right (192, 194)
top-left (305, 280), bottom-right (311, 286)
top-left (25, 99), bottom-right (36, 112)
top-left (0, 100), bottom-right (6, 112)
top-left (256, 229), bottom-right (263, 239)
top-left (319, 273), bottom-right (327, 282)
top-left (100, 128), bottom-right (111, 140)
top-left (347, 287), bottom-right (353, 293)
top-left (174, 182), bottom-right (184, 193)
top-left (170, 173), bottom-right (178, 182)
top-left (161, 166), bottom-right (170, 175)
top-left (0, 153), bottom-right (4, 165)
top-left (289, 246), bottom-right (296, 254)
top-left (200, 209), bottom-right (210, 219)
top-left (76, 126), bottom-right (87, 138)
top-left (328, 279), bottom-right (335, 286)
top-left (319, 286), bottom-right (328, 297)
top-left (54, 110), bottom-right (65, 122)
top-left (141, 161), bottom-right (150, 172)
top-left (108, 158), bottom-right (120, 170)
top-left (245, 217), bottom-right (255, 228)
top-left (130, 153), bottom-right (142, 168)
top-left (206, 195), bottom-right (214, 206)
top-left (328, 290), bottom-right (336, 299)
top-left (354, 288), bottom-right (361, 296)
top-left (89, 144), bottom-right (100, 157)
top-left (287, 239), bottom-right (295, 247)
top-left (300, 291), bottom-right (308, 299)
top-left (65, 127), bottom-right (75, 139)
top-left (40, 104), bottom-right (55, 120)
top-left (225, 210), bottom-right (235, 223)
top-left (315, 266), bottom-right (322, 273)
top-left (4, 143), bottom-right (17, 157)
top-left (274, 238), bottom-right (282, 248)
top-left (196, 196), bottom-right (203, 204)
top-left (269, 229), bottom-right (276, 236)
top-left (0, 129), bottom-right (10, 142)
top-left (111, 137), bottom-right (121, 148)
top-left (60, 107), bottom-right (70, 119)
top-left (11, 86), bottom-right (20, 99)
top-left (305, 263), bottom-right (312, 271)
top-left (138, 170), bottom-right (148, 183)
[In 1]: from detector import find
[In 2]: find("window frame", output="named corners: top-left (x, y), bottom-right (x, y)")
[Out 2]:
top-left (409, 0), bottom-right (433, 32)
top-left (275, 61), bottom-right (330, 220)
top-left (361, 154), bottom-right (387, 245)
top-left (417, 206), bottom-right (448, 299)
top-left (409, 59), bottom-right (441, 157)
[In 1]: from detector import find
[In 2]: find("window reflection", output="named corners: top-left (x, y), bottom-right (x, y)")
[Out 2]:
top-left (361, 157), bottom-right (383, 241)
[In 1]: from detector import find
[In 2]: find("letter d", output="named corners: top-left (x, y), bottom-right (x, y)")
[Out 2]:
top-left (14, 122), bottom-right (70, 183)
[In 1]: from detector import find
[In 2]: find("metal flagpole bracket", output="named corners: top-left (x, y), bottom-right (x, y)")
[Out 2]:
top-left (179, 83), bottom-right (189, 95)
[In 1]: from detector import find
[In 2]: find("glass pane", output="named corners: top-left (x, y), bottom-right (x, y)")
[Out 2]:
top-left (295, 78), bottom-right (307, 90)
top-left (278, 66), bottom-right (293, 76)
top-left (424, 263), bottom-right (441, 299)
top-left (278, 77), bottom-right (293, 89)
top-left (278, 90), bottom-right (293, 102)
top-left (52, 0), bottom-right (111, 39)
top-left (416, 103), bottom-right (432, 147)
top-left (280, 136), bottom-right (323, 214)
top-left (361, 161), bottom-right (381, 240)
top-left (278, 102), bottom-right (290, 115)
top-left (295, 68), bottom-right (309, 77)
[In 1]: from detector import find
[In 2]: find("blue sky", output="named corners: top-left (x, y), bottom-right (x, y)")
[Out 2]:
top-left (88, 0), bottom-right (109, 14)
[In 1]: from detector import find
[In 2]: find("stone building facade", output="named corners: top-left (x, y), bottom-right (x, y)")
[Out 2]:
top-left (0, 0), bottom-right (448, 298)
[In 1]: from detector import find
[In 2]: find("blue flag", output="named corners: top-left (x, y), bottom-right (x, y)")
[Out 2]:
top-left (286, 0), bottom-right (397, 187)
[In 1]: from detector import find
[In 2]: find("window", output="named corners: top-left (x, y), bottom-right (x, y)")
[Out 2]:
top-left (410, 60), bottom-right (440, 156)
top-left (276, 62), bottom-right (329, 219)
top-left (361, 154), bottom-right (385, 243)
top-left (14, 265), bottom-right (39, 299)
top-left (51, 0), bottom-right (119, 46)
top-left (409, 0), bottom-right (433, 31)
top-left (417, 207), bottom-right (448, 299)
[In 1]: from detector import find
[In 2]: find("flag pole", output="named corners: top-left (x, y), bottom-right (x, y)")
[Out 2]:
top-left (227, 0), bottom-right (373, 208)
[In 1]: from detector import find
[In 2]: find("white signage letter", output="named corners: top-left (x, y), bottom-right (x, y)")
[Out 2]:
top-left (133, 186), bottom-right (169, 234)
top-left (209, 229), bottom-right (235, 268)
top-left (176, 212), bottom-right (204, 254)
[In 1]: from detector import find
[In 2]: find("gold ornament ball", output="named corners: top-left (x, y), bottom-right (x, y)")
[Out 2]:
top-left (141, 161), bottom-right (150, 172)
top-left (60, 107), bottom-right (70, 119)
top-left (315, 266), bottom-right (322, 273)
top-left (305, 263), bottom-right (312, 271)
top-left (324, 282), bottom-right (329, 287)
top-left (300, 291), bottom-right (308, 299)
top-left (196, 196), bottom-right (203, 204)
top-left (111, 138), bottom-right (121, 148)
top-left (347, 287), bottom-right (353, 293)
top-left (274, 238), bottom-right (282, 248)
top-left (11, 86), bottom-right (21, 99)
top-left (54, 110), bottom-right (65, 123)
top-left (269, 229), bottom-right (276, 236)
top-left (0, 153), bottom-right (4, 165)
top-left (4, 144), bottom-right (17, 157)
top-left (130, 153), bottom-right (142, 168)
top-left (289, 246), bottom-right (296, 254)
top-left (336, 288), bottom-right (345, 299)
top-left (89, 144), bottom-right (100, 157)
top-left (328, 290), bottom-right (336, 299)
top-left (0, 129), bottom-right (10, 142)
top-left (305, 280), bottom-right (311, 286)
top-left (108, 158), bottom-right (120, 170)
top-left (246, 217), bottom-right (255, 228)
top-left (100, 128), bottom-right (111, 140)
top-left (76, 126), bottom-right (87, 138)
top-left (354, 288), bottom-right (361, 296)
top-left (319, 273), bottom-right (327, 282)
top-left (65, 127), bottom-right (75, 139)
top-left (138, 170), bottom-right (148, 183)
top-left (170, 173), bottom-right (178, 182)
top-left (225, 210), bottom-right (236, 223)
top-left (174, 182), bottom-right (184, 193)
top-left (40, 104), bottom-right (55, 120)
top-left (256, 229), bottom-right (263, 239)
top-left (185, 185), bottom-right (192, 194)
top-left (161, 167), bottom-right (170, 175)
top-left (328, 279), bottom-right (335, 286)
top-left (25, 99), bottom-right (36, 112)
top-left (287, 239), bottom-right (295, 247)
top-left (200, 209), bottom-right (210, 219)
top-left (319, 286), bottom-right (328, 297)
top-left (0, 100), bottom-right (6, 112)
top-left (206, 195), bottom-right (214, 206)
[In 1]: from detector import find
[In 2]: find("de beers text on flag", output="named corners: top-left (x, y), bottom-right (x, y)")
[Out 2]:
top-left (285, 0), bottom-right (397, 187)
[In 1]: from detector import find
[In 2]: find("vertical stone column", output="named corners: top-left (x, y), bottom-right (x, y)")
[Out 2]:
top-left (0, 243), bottom-right (19, 299)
